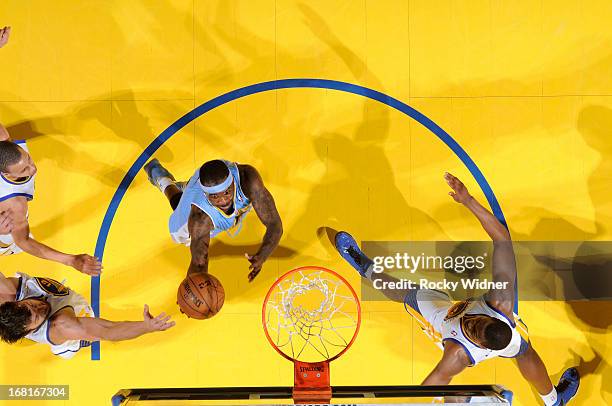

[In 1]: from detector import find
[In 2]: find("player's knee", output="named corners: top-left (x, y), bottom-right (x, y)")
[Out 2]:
top-left (515, 340), bottom-right (533, 360)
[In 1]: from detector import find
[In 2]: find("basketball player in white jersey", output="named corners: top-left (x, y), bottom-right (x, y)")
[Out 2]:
top-left (0, 269), bottom-right (174, 358)
top-left (144, 158), bottom-right (282, 281)
top-left (335, 173), bottom-right (579, 406)
top-left (0, 127), bottom-right (101, 275)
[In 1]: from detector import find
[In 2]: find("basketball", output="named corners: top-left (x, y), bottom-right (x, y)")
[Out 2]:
top-left (177, 272), bottom-right (225, 319)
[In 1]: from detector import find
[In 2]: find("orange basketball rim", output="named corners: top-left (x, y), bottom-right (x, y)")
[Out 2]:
top-left (262, 266), bottom-right (362, 404)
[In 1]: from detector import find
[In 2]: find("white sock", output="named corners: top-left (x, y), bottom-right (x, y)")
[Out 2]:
top-left (156, 177), bottom-right (174, 193)
top-left (541, 387), bottom-right (558, 406)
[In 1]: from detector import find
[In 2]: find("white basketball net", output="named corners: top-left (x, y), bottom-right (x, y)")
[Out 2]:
top-left (264, 269), bottom-right (360, 363)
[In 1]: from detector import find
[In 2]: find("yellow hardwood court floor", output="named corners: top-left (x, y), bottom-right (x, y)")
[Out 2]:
top-left (0, 1), bottom-right (611, 405)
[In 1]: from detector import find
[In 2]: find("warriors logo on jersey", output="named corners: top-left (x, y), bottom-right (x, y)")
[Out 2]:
top-left (34, 277), bottom-right (69, 296)
top-left (444, 299), bottom-right (472, 321)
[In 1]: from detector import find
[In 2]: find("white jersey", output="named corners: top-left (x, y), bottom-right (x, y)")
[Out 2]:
top-left (15, 273), bottom-right (94, 359)
top-left (438, 297), bottom-right (527, 365)
top-left (406, 289), bottom-right (529, 366)
top-left (0, 140), bottom-right (36, 256)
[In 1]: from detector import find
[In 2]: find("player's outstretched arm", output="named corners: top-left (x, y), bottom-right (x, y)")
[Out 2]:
top-left (6, 197), bottom-right (102, 275)
top-left (0, 271), bottom-right (16, 296)
top-left (421, 342), bottom-right (470, 385)
top-left (187, 205), bottom-right (213, 275)
top-left (0, 26), bottom-right (10, 48)
top-left (444, 172), bottom-right (516, 315)
top-left (54, 305), bottom-right (175, 342)
top-left (242, 165), bottom-right (283, 282)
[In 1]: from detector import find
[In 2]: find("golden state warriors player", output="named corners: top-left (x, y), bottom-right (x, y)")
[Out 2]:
top-left (0, 128), bottom-right (101, 275)
top-left (144, 158), bottom-right (283, 281)
top-left (335, 173), bottom-right (579, 406)
top-left (0, 269), bottom-right (174, 358)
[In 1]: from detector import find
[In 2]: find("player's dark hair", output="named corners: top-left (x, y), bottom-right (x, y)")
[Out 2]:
top-left (0, 301), bottom-right (31, 344)
top-left (483, 318), bottom-right (512, 350)
top-left (0, 141), bottom-right (23, 172)
top-left (199, 160), bottom-right (230, 187)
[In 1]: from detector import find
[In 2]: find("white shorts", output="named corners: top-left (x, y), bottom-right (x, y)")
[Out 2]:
top-left (403, 288), bottom-right (452, 348)
top-left (0, 233), bottom-right (24, 256)
top-left (414, 289), bottom-right (453, 332)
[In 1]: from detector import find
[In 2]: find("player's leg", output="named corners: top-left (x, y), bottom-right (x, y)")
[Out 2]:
top-left (334, 231), bottom-right (407, 302)
top-left (515, 343), bottom-right (579, 405)
top-left (143, 159), bottom-right (186, 210)
top-left (335, 230), bottom-right (449, 348)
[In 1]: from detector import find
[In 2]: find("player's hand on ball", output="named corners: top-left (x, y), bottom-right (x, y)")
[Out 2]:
top-left (245, 253), bottom-right (264, 282)
top-left (143, 304), bottom-right (175, 332)
top-left (0, 210), bottom-right (13, 234)
top-left (0, 26), bottom-right (10, 48)
top-left (444, 172), bottom-right (471, 204)
top-left (71, 254), bottom-right (102, 276)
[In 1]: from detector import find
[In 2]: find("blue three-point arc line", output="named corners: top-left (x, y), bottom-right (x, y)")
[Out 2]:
top-left (90, 79), bottom-right (510, 360)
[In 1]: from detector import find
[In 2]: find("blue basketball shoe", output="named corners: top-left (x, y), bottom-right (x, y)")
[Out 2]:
top-left (334, 231), bottom-right (373, 277)
top-left (144, 158), bottom-right (175, 190)
top-left (553, 367), bottom-right (580, 405)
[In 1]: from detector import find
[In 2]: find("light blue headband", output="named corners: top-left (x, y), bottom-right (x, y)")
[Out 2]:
top-left (200, 171), bottom-right (233, 194)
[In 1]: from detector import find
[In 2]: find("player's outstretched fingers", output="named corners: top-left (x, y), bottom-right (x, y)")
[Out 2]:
top-left (0, 26), bottom-right (10, 48)
top-left (87, 255), bottom-right (103, 275)
top-left (73, 254), bottom-right (102, 275)
top-left (248, 268), bottom-right (261, 282)
top-left (160, 320), bottom-right (176, 331)
top-left (445, 172), bottom-right (458, 186)
top-left (153, 312), bottom-right (175, 331)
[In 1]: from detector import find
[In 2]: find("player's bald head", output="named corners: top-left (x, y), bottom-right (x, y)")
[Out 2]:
top-left (483, 318), bottom-right (512, 350)
top-left (199, 160), bottom-right (230, 187)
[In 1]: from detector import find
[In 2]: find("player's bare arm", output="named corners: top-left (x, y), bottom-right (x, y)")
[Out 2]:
top-left (0, 27), bottom-right (11, 48)
top-left (0, 26), bottom-right (10, 48)
top-left (2, 196), bottom-right (102, 276)
top-left (421, 341), bottom-right (470, 385)
top-left (0, 271), bottom-right (17, 296)
top-left (49, 305), bottom-right (174, 343)
top-left (240, 165), bottom-right (283, 281)
top-left (444, 172), bottom-right (516, 316)
top-left (187, 205), bottom-right (213, 275)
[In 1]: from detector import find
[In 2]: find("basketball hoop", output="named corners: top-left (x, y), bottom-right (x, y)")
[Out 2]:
top-left (262, 266), bottom-right (361, 404)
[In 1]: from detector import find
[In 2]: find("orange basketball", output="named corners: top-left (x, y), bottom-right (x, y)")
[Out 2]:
top-left (177, 272), bottom-right (225, 319)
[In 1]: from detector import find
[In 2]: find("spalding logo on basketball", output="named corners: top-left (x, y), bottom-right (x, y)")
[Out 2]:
top-left (177, 272), bottom-right (225, 319)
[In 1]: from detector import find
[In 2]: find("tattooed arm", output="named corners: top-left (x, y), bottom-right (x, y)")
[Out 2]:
top-left (240, 165), bottom-right (283, 281)
top-left (187, 205), bottom-right (213, 276)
